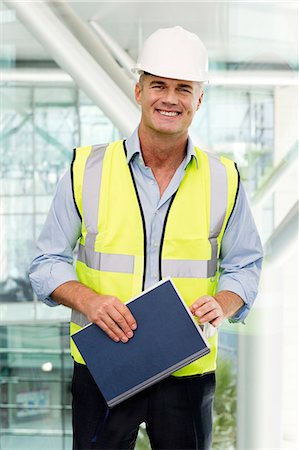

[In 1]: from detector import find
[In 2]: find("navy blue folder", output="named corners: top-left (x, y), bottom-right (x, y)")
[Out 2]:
top-left (71, 278), bottom-right (210, 407)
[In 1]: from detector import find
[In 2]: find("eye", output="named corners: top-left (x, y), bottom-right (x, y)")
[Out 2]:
top-left (179, 87), bottom-right (192, 93)
top-left (152, 84), bottom-right (164, 90)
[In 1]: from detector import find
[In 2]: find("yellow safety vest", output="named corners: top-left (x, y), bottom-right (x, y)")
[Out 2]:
top-left (70, 140), bottom-right (239, 376)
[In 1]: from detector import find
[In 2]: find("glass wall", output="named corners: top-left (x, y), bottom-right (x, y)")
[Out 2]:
top-left (0, 323), bottom-right (72, 450)
top-left (195, 86), bottom-right (274, 194)
top-left (1, 85), bottom-right (76, 304)
top-left (0, 84), bottom-right (120, 305)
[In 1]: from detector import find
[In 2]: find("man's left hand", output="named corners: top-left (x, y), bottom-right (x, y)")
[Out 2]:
top-left (190, 296), bottom-right (225, 328)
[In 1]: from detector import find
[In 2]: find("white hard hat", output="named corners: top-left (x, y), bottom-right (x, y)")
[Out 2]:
top-left (132, 26), bottom-right (209, 82)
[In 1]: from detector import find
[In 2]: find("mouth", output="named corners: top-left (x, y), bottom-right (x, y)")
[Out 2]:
top-left (156, 109), bottom-right (181, 117)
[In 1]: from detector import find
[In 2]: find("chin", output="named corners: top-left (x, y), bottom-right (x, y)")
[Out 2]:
top-left (151, 122), bottom-right (182, 135)
top-left (160, 126), bottom-right (185, 136)
top-left (153, 128), bottom-right (180, 136)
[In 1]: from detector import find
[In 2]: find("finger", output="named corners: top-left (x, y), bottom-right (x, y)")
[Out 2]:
top-left (97, 314), bottom-right (131, 343)
top-left (108, 307), bottom-right (135, 339)
top-left (95, 296), bottom-right (136, 339)
top-left (114, 302), bottom-right (137, 330)
top-left (190, 296), bottom-right (214, 313)
top-left (210, 316), bottom-right (222, 328)
top-left (197, 309), bottom-right (221, 324)
top-left (95, 319), bottom-right (122, 343)
top-left (193, 301), bottom-right (217, 318)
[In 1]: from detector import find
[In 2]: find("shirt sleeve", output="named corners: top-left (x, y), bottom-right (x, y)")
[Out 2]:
top-left (217, 182), bottom-right (263, 323)
top-left (29, 168), bottom-right (82, 306)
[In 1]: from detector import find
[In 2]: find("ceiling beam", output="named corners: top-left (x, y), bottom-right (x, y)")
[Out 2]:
top-left (49, 0), bottom-right (136, 103)
top-left (4, 0), bottom-right (140, 136)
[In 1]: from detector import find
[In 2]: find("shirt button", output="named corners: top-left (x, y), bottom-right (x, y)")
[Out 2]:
top-left (153, 273), bottom-right (158, 279)
top-left (150, 180), bottom-right (155, 185)
top-left (153, 241), bottom-right (158, 247)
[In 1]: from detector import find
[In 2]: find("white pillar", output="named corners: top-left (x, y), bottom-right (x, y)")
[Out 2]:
top-left (236, 288), bottom-right (283, 449)
top-left (274, 86), bottom-right (298, 165)
top-left (49, 0), bottom-right (136, 103)
top-left (90, 20), bottom-right (138, 82)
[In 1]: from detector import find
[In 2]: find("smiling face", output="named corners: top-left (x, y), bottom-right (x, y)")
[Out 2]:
top-left (135, 73), bottom-right (203, 139)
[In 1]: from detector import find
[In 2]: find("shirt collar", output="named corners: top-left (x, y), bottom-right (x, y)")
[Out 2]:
top-left (125, 127), bottom-right (198, 169)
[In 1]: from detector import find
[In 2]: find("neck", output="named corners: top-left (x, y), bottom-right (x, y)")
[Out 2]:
top-left (137, 125), bottom-right (189, 197)
top-left (138, 124), bottom-right (188, 171)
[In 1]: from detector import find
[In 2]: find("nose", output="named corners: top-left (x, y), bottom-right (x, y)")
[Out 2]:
top-left (161, 88), bottom-right (179, 106)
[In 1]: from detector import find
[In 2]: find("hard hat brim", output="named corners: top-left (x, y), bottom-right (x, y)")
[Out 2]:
top-left (132, 65), bottom-right (209, 83)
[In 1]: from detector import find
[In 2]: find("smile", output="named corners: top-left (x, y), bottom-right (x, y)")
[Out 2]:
top-left (157, 110), bottom-right (180, 117)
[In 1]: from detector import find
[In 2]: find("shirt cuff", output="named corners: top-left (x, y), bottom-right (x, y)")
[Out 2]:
top-left (29, 262), bottom-right (78, 306)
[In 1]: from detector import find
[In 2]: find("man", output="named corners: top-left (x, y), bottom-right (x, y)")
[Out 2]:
top-left (30, 26), bottom-right (263, 450)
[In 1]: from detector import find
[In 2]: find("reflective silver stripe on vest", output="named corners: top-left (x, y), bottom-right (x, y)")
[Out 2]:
top-left (162, 259), bottom-right (217, 279)
top-left (208, 153), bottom-right (228, 243)
top-left (208, 154), bottom-right (227, 274)
top-left (161, 153), bottom-right (228, 279)
top-left (82, 144), bottom-right (108, 250)
top-left (78, 244), bottom-right (134, 273)
top-left (71, 310), bottom-right (89, 328)
top-left (72, 144), bottom-right (109, 330)
top-left (77, 142), bottom-right (135, 275)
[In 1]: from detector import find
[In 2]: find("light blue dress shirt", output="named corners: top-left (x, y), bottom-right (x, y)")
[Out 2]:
top-left (29, 128), bottom-right (263, 323)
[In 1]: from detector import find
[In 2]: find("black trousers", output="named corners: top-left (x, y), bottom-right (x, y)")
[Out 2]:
top-left (72, 362), bottom-right (215, 450)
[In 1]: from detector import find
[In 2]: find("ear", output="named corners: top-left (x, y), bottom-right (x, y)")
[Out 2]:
top-left (196, 91), bottom-right (204, 110)
top-left (135, 83), bottom-right (142, 105)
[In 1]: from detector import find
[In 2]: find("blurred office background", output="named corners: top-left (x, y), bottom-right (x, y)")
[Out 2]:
top-left (0, 1), bottom-right (298, 449)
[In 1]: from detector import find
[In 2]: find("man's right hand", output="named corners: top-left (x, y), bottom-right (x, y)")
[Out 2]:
top-left (84, 294), bottom-right (137, 343)
top-left (51, 281), bottom-right (137, 343)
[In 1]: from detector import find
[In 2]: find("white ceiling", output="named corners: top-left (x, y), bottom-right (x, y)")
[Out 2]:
top-left (1, 1), bottom-right (298, 68)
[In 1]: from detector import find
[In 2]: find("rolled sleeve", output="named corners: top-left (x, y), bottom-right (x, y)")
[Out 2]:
top-left (217, 183), bottom-right (263, 323)
top-left (29, 169), bottom-right (82, 305)
top-left (29, 257), bottom-right (78, 306)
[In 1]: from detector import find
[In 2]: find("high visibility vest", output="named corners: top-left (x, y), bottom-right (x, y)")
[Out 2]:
top-left (70, 140), bottom-right (239, 376)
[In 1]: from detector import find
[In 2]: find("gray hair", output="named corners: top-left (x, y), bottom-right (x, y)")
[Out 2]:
top-left (138, 72), bottom-right (204, 95)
